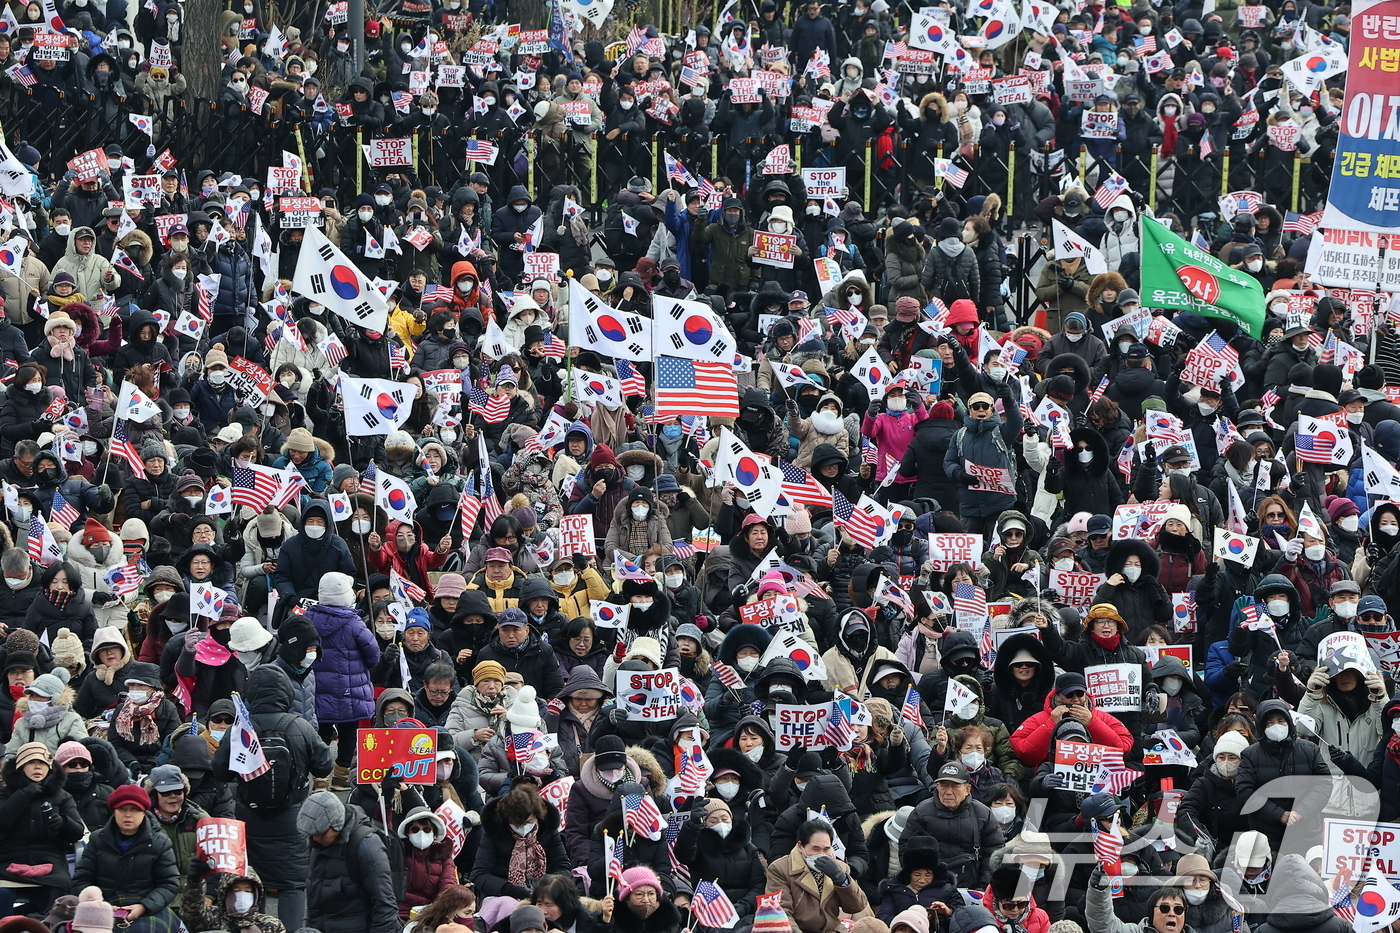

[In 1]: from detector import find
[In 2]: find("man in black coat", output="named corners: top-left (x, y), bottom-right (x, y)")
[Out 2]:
top-left (475, 607), bottom-right (565, 699)
top-left (272, 500), bottom-right (357, 604)
top-left (898, 761), bottom-right (1004, 887)
top-left (297, 792), bottom-right (399, 933)
top-left (490, 185), bottom-right (542, 284)
top-left (1235, 698), bottom-right (1331, 855)
top-left (791, 0), bottom-right (838, 73)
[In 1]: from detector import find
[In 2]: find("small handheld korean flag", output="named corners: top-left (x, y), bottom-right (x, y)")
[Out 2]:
top-left (327, 493), bottom-right (352, 523)
top-left (945, 677), bottom-right (980, 718)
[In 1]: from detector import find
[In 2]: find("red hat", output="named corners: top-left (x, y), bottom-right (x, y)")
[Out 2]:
top-left (80, 519), bottom-right (112, 548)
top-left (106, 784), bottom-right (150, 812)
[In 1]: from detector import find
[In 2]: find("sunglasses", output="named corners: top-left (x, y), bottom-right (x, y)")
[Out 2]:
top-left (969, 403), bottom-right (992, 411)
top-left (1011, 661), bottom-right (1038, 669)
top-left (1263, 511), bottom-right (1285, 519)
top-left (999, 900), bottom-right (1029, 911)
top-left (1361, 613), bottom-right (1386, 621)
top-left (63, 760), bottom-right (90, 770)
top-left (1158, 905), bottom-right (1186, 916)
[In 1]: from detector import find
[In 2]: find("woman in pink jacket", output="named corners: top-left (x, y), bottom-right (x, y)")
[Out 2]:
top-left (861, 381), bottom-right (928, 490)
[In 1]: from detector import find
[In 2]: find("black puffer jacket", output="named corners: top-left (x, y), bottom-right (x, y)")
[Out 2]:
top-left (1178, 763), bottom-right (1248, 851)
top-left (674, 811), bottom-right (766, 916)
top-left (897, 412), bottom-right (961, 506)
top-left (1235, 699), bottom-right (1331, 850)
top-left (305, 803), bottom-right (401, 933)
top-left (0, 755), bottom-right (86, 889)
top-left (1091, 539), bottom-right (1172, 639)
top-left (987, 627), bottom-right (1056, 733)
top-left (0, 381), bottom-right (57, 457)
top-left (768, 773), bottom-right (870, 878)
top-left (1044, 427), bottom-right (1124, 519)
top-left (470, 792), bottom-right (569, 899)
top-left (73, 808), bottom-right (181, 913)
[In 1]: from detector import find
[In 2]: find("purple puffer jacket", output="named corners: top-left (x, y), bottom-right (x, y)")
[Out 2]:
top-left (308, 603), bottom-right (380, 724)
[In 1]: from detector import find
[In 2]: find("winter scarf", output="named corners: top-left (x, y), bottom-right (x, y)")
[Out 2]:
top-left (115, 692), bottom-right (165, 744)
top-left (507, 830), bottom-right (548, 887)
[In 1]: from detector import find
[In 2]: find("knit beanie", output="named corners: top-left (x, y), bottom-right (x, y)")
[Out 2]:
top-left (505, 685), bottom-right (540, 730)
top-left (618, 866), bottom-right (663, 901)
top-left (296, 791), bottom-right (347, 836)
top-left (751, 892), bottom-right (792, 933)
top-left (472, 660), bottom-right (508, 687)
top-left (1213, 730), bottom-right (1250, 759)
top-left (72, 886), bottom-right (113, 933)
top-left (318, 572), bottom-right (355, 607)
top-left (786, 504), bottom-right (812, 535)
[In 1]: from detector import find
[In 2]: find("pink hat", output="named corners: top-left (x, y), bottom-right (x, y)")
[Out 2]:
top-left (484, 547), bottom-right (512, 564)
top-left (756, 571), bottom-right (787, 600)
top-left (786, 504), bottom-right (812, 535)
top-left (55, 741), bottom-right (91, 767)
top-left (619, 866), bottom-right (663, 901)
top-left (434, 573), bottom-right (467, 599)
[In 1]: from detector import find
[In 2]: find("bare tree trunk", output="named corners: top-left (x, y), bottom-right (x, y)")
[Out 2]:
top-left (515, 0), bottom-right (547, 28)
top-left (184, 0), bottom-right (225, 103)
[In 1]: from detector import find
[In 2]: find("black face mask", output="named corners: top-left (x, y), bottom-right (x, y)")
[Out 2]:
top-left (40, 468), bottom-right (58, 483)
top-left (211, 626), bottom-right (232, 645)
top-left (66, 770), bottom-right (94, 790)
top-left (892, 528), bottom-right (912, 546)
top-left (739, 410), bottom-right (764, 425)
top-left (798, 396), bottom-right (820, 415)
top-left (846, 631), bottom-right (869, 653)
top-left (596, 469), bottom-right (616, 485)
top-left (663, 270), bottom-right (679, 285)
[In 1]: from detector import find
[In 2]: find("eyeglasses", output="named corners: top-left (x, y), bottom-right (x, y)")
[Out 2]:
top-left (1003, 530), bottom-right (1024, 537)
top-left (1157, 905), bottom-right (1186, 915)
top-left (969, 403), bottom-right (992, 411)
top-left (1263, 511), bottom-right (1285, 520)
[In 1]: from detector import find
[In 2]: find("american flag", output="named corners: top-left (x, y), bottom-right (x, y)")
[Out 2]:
top-left (832, 487), bottom-right (854, 523)
top-left (1295, 431), bottom-right (1336, 464)
top-left (1261, 388), bottom-right (1281, 411)
top-left (776, 460), bottom-right (832, 508)
top-left (623, 792), bottom-right (665, 839)
top-left (860, 440), bottom-right (877, 466)
top-left (273, 469), bottom-right (306, 509)
top-left (821, 699), bottom-right (855, 748)
top-left (605, 832), bottom-right (626, 887)
top-left (676, 740), bottom-right (712, 795)
top-left (955, 581), bottom-right (987, 619)
top-left (796, 317), bottom-right (822, 346)
top-left (640, 405), bottom-right (675, 426)
top-left (935, 160), bottom-right (969, 188)
top-left (465, 139), bottom-right (499, 164)
top-left (479, 450), bottom-right (503, 527)
top-left (1091, 747), bottom-right (1141, 794)
top-left (1093, 172), bottom-right (1130, 209)
top-left (321, 335), bottom-right (348, 367)
top-left (655, 357), bottom-right (740, 418)
top-left (103, 560), bottom-right (142, 597)
top-left (671, 539), bottom-right (696, 559)
top-left (506, 729), bottom-right (543, 763)
top-left (664, 150), bottom-right (697, 186)
top-left (1133, 34), bottom-right (1157, 53)
top-left (1200, 133), bottom-right (1215, 160)
top-left (1329, 868), bottom-right (1358, 923)
top-left (665, 812), bottom-right (690, 880)
top-left (1319, 331), bottom-right (1338, 364)
top-left (806, 48), bottom-right (830, 78)
top-left (691, 882), bottom-right (740, 929)
top-left (390, 568), bottom-right (428, 603)
top-left (979, 616), bottom-right (996, 667)
top-left (27, 515), bottom-right (57, 565)
top-left (840, 497), bottom-right (890, 550)
top-left (423, 284), bottom-right (454, 304)
top-left (467, 387), bottom-right (511, 423)
top-left (230, 462), bottom-right (280, 511)
top-left (111, 420), bottom-right (146, 478)
top-left (458, 479), bottom-right (483, 543)
top-left (615, 359), bottom-right (647, 397)
top-left (901, 686), bottom-right (925, 728)
top-left (6, 65), bottom-right (34, 87)
top-left (625, 24), bottom-right (646, 55)
top-left (1089, 376), bottom-right (1110, 404)
top-left (1283, 210), bottom-right (1323, 234)
top-left (544, 333), bottom-right (567, 361)
top-left (825, 304), bottom-right (860, 328)
top-left (710, 659), bottom-right (744, 688)
top-left (1094, 812), bottom-right (1123, 870)
top-left (49, 488), bottom-right (79, 529)
top-left (392, 91), bottom-right (412, 113)
top-left (389, 343), bottom-right (408, 372)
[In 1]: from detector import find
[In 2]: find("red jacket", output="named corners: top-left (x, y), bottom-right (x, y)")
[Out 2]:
top-left (401, 840), bottom-right (458, 916)
top-left (369, 519), bottom-right (450, 599)
top-left (977, 886), bottom-right (1051, 933)
top-left (1009, 690), bottom-right (1134, 767)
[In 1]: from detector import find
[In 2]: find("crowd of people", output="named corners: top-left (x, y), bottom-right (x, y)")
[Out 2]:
top-left (0, 0), bottom-right (1382, 932)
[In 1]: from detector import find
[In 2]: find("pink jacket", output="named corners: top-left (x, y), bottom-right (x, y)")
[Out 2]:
top-left (861, 403), bottom-right (928, 481)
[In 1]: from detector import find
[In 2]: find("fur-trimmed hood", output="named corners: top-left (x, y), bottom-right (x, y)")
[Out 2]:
top-left (1104, 538), bottom-right (1161, 580)
top-left (1087, 271), bottom-right (1129, 314)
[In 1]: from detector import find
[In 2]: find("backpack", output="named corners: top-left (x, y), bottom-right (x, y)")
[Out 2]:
top-left (235, 713), bottom-right (300, 810)
top-left (346, 819), bottom-right (408, 904)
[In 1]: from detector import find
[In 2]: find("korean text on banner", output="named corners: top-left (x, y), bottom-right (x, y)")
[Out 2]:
top-left (1053, 741), bottom-right (1110, 794)
top-left (1321, 1), bottom-right (1400, 235)
top-left (616, 668), bottom-right (683, 721)
top-left (355, 728), bottom-right (437, 784)
top-left (1085, 663), bottom-right (1143, 712)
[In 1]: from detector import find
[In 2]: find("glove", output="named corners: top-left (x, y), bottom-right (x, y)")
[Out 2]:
top-left (186, 858), bottom-right (210, 881)
top-left (1058, 274), bottom-right (1074, 290)
top-left (867, 399), bottom-right (881, 416)
top-left (608, 707), bottom-right (630, 725)
top-left (380, 773), bottom-right (402, 792)
top-left (1282, 538), bottom-right (1303, 561)
top-left (1307, 668), bottom-right (1331, 693)
top-left (961, 472), bottom-right (981, 486)
top-left (1224, 659), bottom-right (1246, 679)
top-left (1041, 772), bottom-right (1065, 790)
top-left (1366, 669), bottom-right (1386, 695)
top-left (786, 744), bottom-right (807, 769)
top-left (811, 855), bottom-right (848, 885)
top-left (691, 797), bottom-right (710, 816)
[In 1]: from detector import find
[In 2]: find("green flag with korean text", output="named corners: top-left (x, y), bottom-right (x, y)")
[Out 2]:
top-left (1138, 215), bottom-right (1265, 339)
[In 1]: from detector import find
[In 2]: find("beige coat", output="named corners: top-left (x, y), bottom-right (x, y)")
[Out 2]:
top-left (764, 845), bottom-right (871, 933)
top-left (821, 645), bottom-right (898, 698)
top-left (1, 255), bottom-right (51, 325)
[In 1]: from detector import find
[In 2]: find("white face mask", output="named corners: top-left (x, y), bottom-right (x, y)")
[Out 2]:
top-left (173, 407), bottom-right (191, 419)
top-left (184, 496), bottom-right (202, 507)
top-left (770, 222), bottom-right (788, 234)
top-left (352, 519), bottom-right (372, 535)
top-left (1335, 601), bottom-right (1357, 619)
top-left (1264, 723), bottom-right (1290, 742)
top-left (665, 573), bottom-right (684, 589)
top-left (210, 728), bottom-right (227, 742)
top-left (441, 431), bottom-right (457, 444)
top-left (409, 831), bottom-right (434, 850)
top-left (82, 441), bottom-right (97, 456)
top-left (626, 465), bottom-right (646, 481)
top-left (736, 656), bottom-right (759, 673)
top-left (1215, 758), bottom-right (1240, 778)
top-left (987, 366), bottom-right (1007, 380)
top-left (990, 804), bottom-right (1016, 825)
top-left (886, 397), bottom-right (907, 412)
top-left (1077, 450), bottom-right (1094, 463)
top-left (27, 699), bottom-right (48, 712)
top-left (1066, 331), bottom-right (1083, 342)
top-left (1347, 410), bottom-right (1365, 425)
top-left (166, 620), bottom-right (189, 634)
top-left (358, 209), bottom-right (374, 222)
top-left (231, 892), bottom-right (256, 914)
top-left (711, 821), bottom-right (733, 837)
top-left (1383, 524), bottom-right (1400, 536)
top-left (512, 822), bottom-right (537, 836)
top-left (13, 507), bottom-right (29, 522)
top-left (54, 223), bottom-right (70, 236)
top-left (1122, 566), bottom-right (1142, 583)
top-left (961, 752), bottom-right (985, 770)
top-left (1304, 544), bottom-right (1326, 561)
top-left (1247, 259), bottom-right (1263, 272)
top-left (301, 651), bottom-right (318, 668)
top-left (1162, 676), bottom-right (1183, 696)
top-left (261, 404), bottom-right (276, 417)
top-left (1392, 719), bottom-right (1400, 737)
top-left (1118, 341), bottom-right (1132, 354)
top-left (24, 383), bottom-right (40, 394)
top-left (1198, 402), bottom-right (1218, 416)
top-left (716, 781), bottom-right (740, 800)
top-left (375, 195), bottom-right (392, 207)
top-left (744, 745), bottom-right (764, 762)
top-left (962, 702), bottom-right (980, 720)
top-left (631, 505), bottom-right (650, 520)
top-left (553, 571), bottom-right (575, 587)
top-left (1054, 557), bottom-right (1075, 570)
top-left (127, 689), bottom-right (149, 703)
top-left (207, 371), bottom-right (227, 385)
top-left (805, 855), bottom-right (823, 870)
top-left (1184, 887), bottom-right (1210, 905)
top-left (304, 525), bottom-right (326, 539)
top-left (1267, 598), bottom-right (1290, 617)
top-left (619, 100), bottom-right (635, 110)
top-left (632, 599), bottom-right (653, 611)
top-left (1121, 862), bottom-right (1139, 878)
